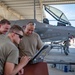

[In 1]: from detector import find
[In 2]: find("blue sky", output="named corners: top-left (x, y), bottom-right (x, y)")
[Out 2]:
top-left (45, 4), bottom-right (75, 27)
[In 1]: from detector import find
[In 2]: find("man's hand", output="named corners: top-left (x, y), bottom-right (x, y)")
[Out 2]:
top-left (18, 68), bottom-right (24, 75)
top-left (20, 56), bottom-right (31, 67)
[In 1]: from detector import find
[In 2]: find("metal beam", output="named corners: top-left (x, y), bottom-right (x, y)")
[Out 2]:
top-left (34, 0), bottom-right (36, 19)
top-left (0, 1), bottom-right (24, 20)
top-left (43, 0), bottom-right (75, 5)
top-left (39, 0), bottom-right (43, 21)
top-left (39, 0), bottom-right (47, 22)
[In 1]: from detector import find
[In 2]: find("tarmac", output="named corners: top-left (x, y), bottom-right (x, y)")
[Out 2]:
top-left (43, 45), bottom-right (75, 75)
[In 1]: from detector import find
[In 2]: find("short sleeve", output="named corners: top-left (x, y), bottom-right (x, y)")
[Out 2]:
top-left (6, 49), bottom-right (19, 64)
top-left (3, 42), bottom-right (19, 64)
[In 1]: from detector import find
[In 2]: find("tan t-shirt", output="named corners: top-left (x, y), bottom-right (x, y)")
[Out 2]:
top-left (0, 34), bottom-right (19, 75)
top-left (19, 32), bottom-right (43, 57)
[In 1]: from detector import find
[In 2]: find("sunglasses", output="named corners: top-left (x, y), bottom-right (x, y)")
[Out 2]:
top-left (14, 33), bottom-right (23, 39)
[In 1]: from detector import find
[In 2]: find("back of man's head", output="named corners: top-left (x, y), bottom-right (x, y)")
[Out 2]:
top-left (0, 19), bottom-right (10, 25)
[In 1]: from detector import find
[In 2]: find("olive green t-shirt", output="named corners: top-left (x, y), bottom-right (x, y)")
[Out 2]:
top-left (19, 32), bottom-right (43, 57)
top-left (0, 34), bottom-right (19, 75)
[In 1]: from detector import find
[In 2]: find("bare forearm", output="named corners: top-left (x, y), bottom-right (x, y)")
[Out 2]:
top-left (4, 56), bottom-right (30, 75)
top-left (10, 56), bottom-right (30, 75)
top-left (10, 63), bottom-right (24, 75)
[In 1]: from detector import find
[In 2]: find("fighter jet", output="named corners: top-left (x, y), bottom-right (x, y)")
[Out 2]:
top-left (10, 5), bottom-right (75, 55)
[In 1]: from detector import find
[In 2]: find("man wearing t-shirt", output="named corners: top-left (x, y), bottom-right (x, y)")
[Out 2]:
top-left (0, 25), bottom-right (30, 75)
top-left (19, 22), bottom-right (43, 57)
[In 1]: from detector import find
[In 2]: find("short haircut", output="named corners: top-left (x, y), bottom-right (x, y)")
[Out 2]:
top-left (9, 25), bottom-right (24, 33)
top-left (0, 19), bottom-right (10, 25)
top-left (27, 22), bottom-right (36, 26)
top-left (22, 22), bottom-right (36, 30)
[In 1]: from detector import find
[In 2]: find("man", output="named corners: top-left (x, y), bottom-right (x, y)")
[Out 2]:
top-left (19, 22), bottom-right (43, 57)
top-left (63, 39), bottom-right (70, 55)
top-left (0, 19), bottom-right (11, 45)
top-left (0, 19), bottom-right (11, 34)
top-left (0, 25), bottom-right (30, 75)
top-left (0, 19), bottom-right (11, 50)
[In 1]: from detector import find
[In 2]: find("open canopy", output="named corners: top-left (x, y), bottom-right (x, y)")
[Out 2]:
top-left (44, 5), bottom-right (71, 26)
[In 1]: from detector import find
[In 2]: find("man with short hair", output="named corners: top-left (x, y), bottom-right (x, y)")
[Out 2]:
top-left (19, 22), bottom-right (43, 57)
top-left (0, 19), bottom-right (11, 34)
top-left (0, 25), bottom-right (30, 75)
top-left (0, 19), bottom-right (11, 44)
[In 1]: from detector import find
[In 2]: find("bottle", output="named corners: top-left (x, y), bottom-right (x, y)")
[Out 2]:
top-left (64, 65), bottom-right (68, 72)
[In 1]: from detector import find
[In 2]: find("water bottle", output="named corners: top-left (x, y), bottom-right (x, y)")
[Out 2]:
top-left (64, 65), bottom-right (68, 72)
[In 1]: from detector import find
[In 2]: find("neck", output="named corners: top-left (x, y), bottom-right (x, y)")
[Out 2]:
top-left (24, 31), bottom-right (28, 36)
top-left (7, 34), bottom-right (14, 43)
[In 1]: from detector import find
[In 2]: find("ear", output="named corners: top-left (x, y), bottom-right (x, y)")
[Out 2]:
top-left (11, 32), bottom-right (15, 37)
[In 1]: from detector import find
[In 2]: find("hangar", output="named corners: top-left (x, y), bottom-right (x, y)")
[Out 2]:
top-left (0, 0), bottom-right (75, 21)
top-left (0, 0), bottom-right (75, 75)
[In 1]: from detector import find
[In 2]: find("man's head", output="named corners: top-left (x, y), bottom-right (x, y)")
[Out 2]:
top-left (0, 19), bottom-right (11, 34)
top-left (24, 22), bottom-right (36, 36)
top-left (8, 25), bottom-right (24, 44)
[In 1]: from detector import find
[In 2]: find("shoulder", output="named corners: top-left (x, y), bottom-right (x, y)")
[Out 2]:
top-left (1, 38), bottom-right (18, 51)
top-left (0, 38), bottom-right (19, 59)
top-left (0, 34), bottom-right (7, 41)
top-left (32, 32), bottom-right (40, 37)
top-left (6, 42), bottom-right (18, 50)
top-left (0, 35), bottom-right (9, 46)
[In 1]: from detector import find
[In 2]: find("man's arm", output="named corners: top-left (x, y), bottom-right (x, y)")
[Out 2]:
top-left (4, 56), bottom-right (30, 75)
top-left (4, 62), bottom-right (15, 75)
